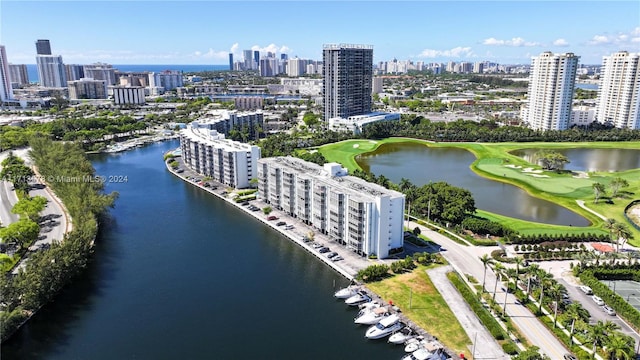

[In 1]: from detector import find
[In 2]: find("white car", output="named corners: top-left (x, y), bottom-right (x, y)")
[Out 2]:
top-left (579, 285), bottom-right (593, 295)
top-left (591, 295), bottom-right (605, 306)
top-left (603, 305), bottom-right (616, 316)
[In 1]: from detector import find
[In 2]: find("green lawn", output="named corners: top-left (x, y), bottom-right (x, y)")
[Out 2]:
top-left (319, 138), bottom-right (640, 244)
top-left (366, 264), bottom-right (471, 357)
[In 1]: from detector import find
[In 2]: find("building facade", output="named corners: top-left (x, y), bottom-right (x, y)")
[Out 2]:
top-left (180, 126), bottom-right (261, 189)
top-left (190, 110), bottom-right (264, 139)
top-left (65, 64), bottom-right (85, 82)
top-left (0, 46), bottom-right (14, 101)
top-left (84, 63), bottom-right (116, 85)
top-left (323, 44), bottom-right (373, 120)
top-left (36, 55), bottom-right (67, 88)
top-left (257, 157), bottom-right (405, 259)
top-left (228, 53), bottom-right (233, 71)
top-left (595, 51), bottom-right (640, 129)
top-left (9, 64), bottom-right (29, 86)
top-left (149, 70), bottom-right (183, 91)
top-left (523, 51), bottom-right (579, 130)
top-left (35, 39), bottom-right (52, 55)
top-left (67, 78), bottom-right (108, 100)
top-left (111, 86), bottom-right (145, 105)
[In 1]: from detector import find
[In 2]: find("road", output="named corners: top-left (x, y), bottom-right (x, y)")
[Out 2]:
top-left (408, 220), bottom-right (570, 359)
top-left (0, 180), bottom-right (19, 226)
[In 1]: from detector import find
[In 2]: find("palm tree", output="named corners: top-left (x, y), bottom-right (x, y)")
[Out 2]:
top-left (503, 268), bottom-right (517, 317)
top-left (612, 222), bottom-right (633, 253)
top-left (604, 332), bottom-right (634, 360)
top-left (565, 302), bottom-right (589, 344)
top-left (605, 218), bottom-right (618, 248)
top-left (526, 263), bottom-right (540, 295)
top-left (587, 320), bottom-right (608, 357)
top-left (513, 256), bottom-right (524, 289)
top-left (492, 263), bottom-right (504, 303)
top-left (537, 271), bottom-right (553, 313)
top-left (576, 251), bottom-right (593, 270)
top-left (479, 254), bottom-right (493, 294)
top-left (548, 283), bottom-right (563, 327)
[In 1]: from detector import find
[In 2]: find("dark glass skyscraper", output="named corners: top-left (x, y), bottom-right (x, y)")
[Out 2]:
top-left (229, 53), bottom-right (234, 71)
top-left (322, 44), bottom-right (373, 120)
top-left (35, 39), bottom-right (52, 55)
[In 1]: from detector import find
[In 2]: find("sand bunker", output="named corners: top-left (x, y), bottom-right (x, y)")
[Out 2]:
top-left (529, 174), bottom-right (550, 178)
top-left (353, 144), bottom-right (360, 148)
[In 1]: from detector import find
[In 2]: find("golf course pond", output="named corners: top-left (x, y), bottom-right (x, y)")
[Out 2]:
top-left (356, 142), bottom-right (593, 226)
top-left (510, 148), bottom-right (640, 173)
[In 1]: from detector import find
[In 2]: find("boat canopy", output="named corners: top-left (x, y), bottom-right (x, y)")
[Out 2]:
top-left (378, 314), bottom-right (399, 327)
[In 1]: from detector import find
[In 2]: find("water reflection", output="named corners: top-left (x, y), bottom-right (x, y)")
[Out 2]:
top-left (357, 142), bottom-right (589, 226)
top-left (511, 148), bottom-right (640, 173)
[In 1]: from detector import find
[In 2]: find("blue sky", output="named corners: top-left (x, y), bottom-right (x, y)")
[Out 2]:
top-left (1, 1), bottom-right (639, 65)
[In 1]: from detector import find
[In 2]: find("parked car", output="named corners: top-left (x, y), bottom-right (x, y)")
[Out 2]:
top-left (564, 353), bottom-right (578, 360)
top-left (603, 305), bottom-right (616, 316)
top-left (318, 247), bottom-right (330, 253)
top-left (284, 225), bottom-right (294, 230)
top-left (579, 285), bottom-right (593, 295)
top-left (311, 243), bottom-right (323, 249)
top-left (267, 215), bottom-right (278, 221)
top-left (592, 295), bottom-right (605, 306)
top-left (326, 252), bottom-right (338, 259)
top-left (276, 221), bottom-right (286, 226)
top-left (332, 256), bottom-right (344, 261)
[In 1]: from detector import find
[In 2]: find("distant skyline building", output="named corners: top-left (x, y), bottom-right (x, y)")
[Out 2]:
top-left (322, 44), bottom-right (373, 120)
top-left (595, 51), bottom-right (640, 129)
top-left (36, 54), bottom-right (67, 88)
top-left (228, 53), bottom-right (233, 71)
top-left (65, 64), bottom-right (85, 81)
top-left (149, 70), bottom-right (183, 91)
top-left (9, 63), bottom-right (29, 86)
top-left (0, 45), bottom-right (14, 101)
top-left (287, 57), bottom-right (305, 77)
top-left (522, 51), bottom-right (579, 131)
top-left (253, 51), bottom-right (259, 67)
top-left (35, 39), bottom-right (52, 55)
top-left (243, 49), bottom-right (253, 70)
top-left (67, 78), bottom-right (107, 100)
top-left (83, 63), bottom-right (116, 85)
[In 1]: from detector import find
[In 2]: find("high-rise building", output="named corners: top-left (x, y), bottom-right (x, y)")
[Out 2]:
top-left (65, 64), bottom-right (85, 81)
top-left (149, 70), bottom-right (183, 91)
top-left (253, 51), bottom-right (260, 67)
top-left (84, 63), bottom-right (116, 85)
top-left (595, 51), bottom-right (640, 129)
top-left (67, 78), bottom-right (107, 99)
top-left (522, 51), bottom-right (579, 131)
top-left (257, 157), bottom-right (405, 259)
top-left (36, 55), bottom-right (67, 88)
top-left (287, 57), bottom-right (305, 77)
top-left (243, 50), bottom-right (253, 70)
top-left (228, 53), bottom-right (233, 71)
top-left (322, 44), bottom-right (373, 120)
top-left (280, 54), bottom-right (288, 61)
top-left (473, 62), bottom-right (484, 74)
top-left (9, 64), bottom-right (29, 86)
top-left (35, 39), bottom-right (52, 55)
top-left (0, 45), bottom-right (14, 101)
top-left (372, 77), bottom-right (383, 94)
top-left (259, 58), bottom-right (278, 77)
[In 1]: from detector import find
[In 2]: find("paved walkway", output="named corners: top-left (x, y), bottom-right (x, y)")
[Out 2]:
top-left (576, 200), bottom-right (608, 221)
top-left (428, 265), bottom-right (509, 360)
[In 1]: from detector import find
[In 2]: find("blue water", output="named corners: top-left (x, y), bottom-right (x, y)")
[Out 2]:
top-left (26, 64), bottom-right (229, 83)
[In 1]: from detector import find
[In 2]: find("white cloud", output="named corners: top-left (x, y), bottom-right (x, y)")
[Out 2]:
top-left (553, 38), bottom-right (569, 47)
top-left (230, 43), bottom-right (239, 54)
top-left (191, 48), bottom-right (228, 60)
top-left (250, 43), bottom-right (291, 55)
top-left (419, 46), bottom-right (474, 58)
top-left (589, 27), bottom-right (640, 46)
top-left (482, 37), bottom-right (540, 47)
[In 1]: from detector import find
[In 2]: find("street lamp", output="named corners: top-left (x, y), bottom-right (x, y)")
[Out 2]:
top-left (627, 293), bottom-right (635, 302)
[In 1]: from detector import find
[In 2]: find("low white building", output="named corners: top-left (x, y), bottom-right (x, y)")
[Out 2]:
top-left (328, 112), bottom-right (400, 134)
top-left (257, 157), bottom-right (405, 259)
top-left (570, 105), bottom-right (596, 127)
top-left (180, 126), bottom-right (261, 189)
top-left (111, 86), bottom-right (145, 105)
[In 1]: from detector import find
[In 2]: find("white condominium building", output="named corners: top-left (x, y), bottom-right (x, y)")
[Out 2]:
top-left (190, 110), bottom-right (264, 140)
top-left (523, 51), bottom-right (579, 130)
top-left (0, 45), bottom-right (14, 101)
top-left (36, 55), bottom-right (67, 88)
top-left (595, 51), bottom-right (640, 129)
top-left (180, 126), bottom-right (261, 189)
top-left (257, 157), bottom-right (405, 259)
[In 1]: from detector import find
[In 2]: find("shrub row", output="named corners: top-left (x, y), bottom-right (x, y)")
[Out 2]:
top-left (447, 271), bottom-right (509, 341)
top-left (511, 233), bottom-right (609, 245)
top-left (461, 217), bottom-right (513, 237)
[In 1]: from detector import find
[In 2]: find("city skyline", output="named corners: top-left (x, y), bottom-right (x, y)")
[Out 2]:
top-left (1, 1), bottom-right (638, 66)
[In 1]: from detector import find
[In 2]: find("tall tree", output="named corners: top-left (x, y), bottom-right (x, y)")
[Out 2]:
top-left (492, 262), bottom-right (504, 302)
top-left (609, 177), bottom-right (629, 198)
top-left (479, 254), bottom-right (493, 294)
top-left (593, 182), bottom-right (606, 204)
top-left (604, 332), bottom-right (634, 360)
top-left (612, 222), bottom-right (633, 252)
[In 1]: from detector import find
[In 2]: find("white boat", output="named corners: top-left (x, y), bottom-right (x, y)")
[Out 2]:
top-left (404, 337), bottom-right (424, 353)
top-left (358, 301), bottom-right (381, 310)
top-left (354, 306), bottom-right (390, 325)
top-left (365, 314), bottom-right (403, 339)
top-left (334, 285), bottom-right (359, 299)
top-left (401, 348), bottom-right (433, 360)
top-left (388, 326), bottom-right (414, 344)
top-left (345, 290), bottom-right (372, 306)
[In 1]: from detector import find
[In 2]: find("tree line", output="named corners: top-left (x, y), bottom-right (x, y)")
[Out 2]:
top-left (0, 137), bottom-right (118, 342)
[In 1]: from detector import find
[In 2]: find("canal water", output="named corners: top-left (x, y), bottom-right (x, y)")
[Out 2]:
top-left (1, 140), bottom-right (404, 359)
top-left (357, 142), bottom-right (590, 226)
top-left (511, 148), bottom-right (640, 173)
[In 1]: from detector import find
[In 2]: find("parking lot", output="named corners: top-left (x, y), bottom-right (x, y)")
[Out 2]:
top-left (604, 280), bottom-right (640, 313)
